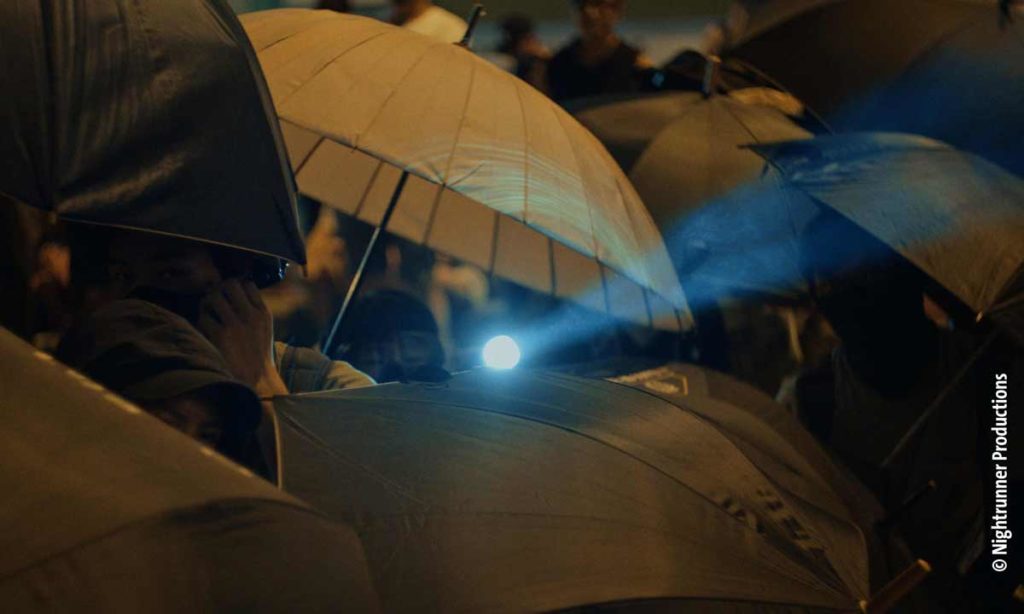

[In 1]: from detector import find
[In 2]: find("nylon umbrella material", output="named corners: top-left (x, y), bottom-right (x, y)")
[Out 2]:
top-left (621, 94), bottom-right (813, 301)
top-left (610, 363), bottom-right (885, 542)
top-left (726, 0), bottom-right (1024, 176)
top-left (0, 0), bottom-right (305, 264)
top-left (241, 9), bottom-right (689, 332)
top-left (272, 368), bottom-right (871, 612)
top-left (0, 327), bottom-right (378, 611)
top-left (751, 132), bottom-right (1024, 343)
top-left (569, 92), bottom-right (701, 173)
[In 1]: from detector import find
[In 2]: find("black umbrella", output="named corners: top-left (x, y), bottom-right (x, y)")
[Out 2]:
top-left (596, 93), bottom-right (813, 302)
top-left (751, 132), bottom-right (1024, 344)
top-left (0, 327), bottom-right (379, 611)
top-left (568, 92), bottom-right (705, 173)
top-left (0, 0), bottom-right (306, 266)
top-left (725, 0), bottom-right (1024, 175)
top-left (273, 368), bottom-right (873, 611)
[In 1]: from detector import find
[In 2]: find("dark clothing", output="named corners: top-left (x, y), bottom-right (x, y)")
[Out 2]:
top-left (56, 300), bottom-right (264, 466)
top-left (790, 332), bottom-right (991, 609)
top-left (547, 38), bottom-right (646, 103)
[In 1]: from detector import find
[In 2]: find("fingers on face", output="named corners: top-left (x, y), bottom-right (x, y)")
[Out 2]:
top-left (221, 279), bottom-right (252, 313)
top-left (241, 280), bottom-right (267, 313)
top-left (202, 290), bottom-right (237, 325)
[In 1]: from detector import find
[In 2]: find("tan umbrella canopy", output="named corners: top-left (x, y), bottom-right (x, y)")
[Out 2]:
top-left (0, 0), bottom-right (305, 267)
top-left (241, 9), bottom-right (690, 336)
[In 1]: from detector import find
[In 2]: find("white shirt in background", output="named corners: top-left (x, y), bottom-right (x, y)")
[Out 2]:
top-left (402, 5), bottom-right (467, 44)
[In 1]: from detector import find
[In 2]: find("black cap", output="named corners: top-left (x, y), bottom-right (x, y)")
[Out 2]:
top-left (57, 300), bottom-right (262, 434)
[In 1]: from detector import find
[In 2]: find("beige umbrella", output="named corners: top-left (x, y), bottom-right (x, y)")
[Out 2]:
top-left (240, 9), bottom-right (690, 349)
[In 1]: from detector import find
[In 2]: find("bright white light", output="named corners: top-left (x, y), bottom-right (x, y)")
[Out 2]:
top-left (482, 335), bottom-right (521, 369)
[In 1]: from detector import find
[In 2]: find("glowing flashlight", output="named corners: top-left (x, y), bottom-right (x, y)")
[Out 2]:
top-left (482, 335), bottom-right (521, 370)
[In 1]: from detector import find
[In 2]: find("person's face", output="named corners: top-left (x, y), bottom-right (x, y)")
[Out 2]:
top-left (107, 234), bottom-right (223, 297)
top-left (575, 0), bottom-right (622, 40)
top-left (348, 330), bottom-right (441, 382)
top-left (150, 395), bottom-right (225, 448)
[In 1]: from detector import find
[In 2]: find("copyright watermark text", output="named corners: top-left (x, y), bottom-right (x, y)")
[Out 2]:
top-left (992, 373), bottom-right (1011, 572)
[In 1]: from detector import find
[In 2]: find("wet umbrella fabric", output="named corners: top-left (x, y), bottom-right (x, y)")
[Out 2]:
top-left (0, 0), bottom-right (306, 264)
top-left (578, 93), bottom-right (813, 301)
top-left (272, 368), bottom-right (871, 612)
top-left (752, 132), bottom-right (1024, 343)
top-left (725, 0), bottom-right (1024, 176)
top-left (241, 9), bottom-right (689, 332)
top-left (0, 328), bottom-right (379, 611)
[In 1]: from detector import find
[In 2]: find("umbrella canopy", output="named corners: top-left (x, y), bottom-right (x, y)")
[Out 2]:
top-left (569, 92), bottom-right (702, 173)
top-left (272, 368), bottom-right (872, 612)
top-left (609, 363), bottom-right (884, 533)
top-left (725, 0), bottom-right (1024, 175)
top-left (241, 9), bottom-right (689, 332)
top-left (752, 132), bottom-right (1024, 343)
top-left (0, 327), bottom-right (378, 611)
top-left (0, 0), bottom-right (305, 264)
top-left (577, 93), bottom-right (813, 301)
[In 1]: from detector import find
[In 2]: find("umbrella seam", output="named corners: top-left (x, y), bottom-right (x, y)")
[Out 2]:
top-left (321, 387), bottom-right (854, 590)
top-left (549, 102), bottom-right (601, 260)
top-left (579, 374), bottom-right (866, 594)
top-left (275, 29), bottom-right (394, 109)
top-left (0, 497), bottom-right (334, 583)
top-left (350, 512), bottom-right (856, 604)
top-left (277, 409), bottom-right (429, 506)
top-left (354, 38), bottom-right (438, 161)
top-left (512, 79), bottom-right (531, 224)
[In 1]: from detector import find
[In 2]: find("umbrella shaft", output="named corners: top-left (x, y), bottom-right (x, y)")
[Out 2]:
top-left (322, 170), bottom-right (410, 354)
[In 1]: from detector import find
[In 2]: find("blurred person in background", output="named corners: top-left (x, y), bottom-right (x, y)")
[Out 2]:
top-left (796, 210), bottom-right (987, 608)
top-left (495, 13), bottom-right (550, 87)
top-left (546, 0), bottom-right (652, 104)
top-left (390, 0), bottom-right (467, 43)
top-left (427, 255), bottom-right (490, 370)
top-left (701, 0), bottom-right (768, 56)
top-left (316, 0), bottom-right (350, 12)
top-left (334, 289), bottom-right (447, 383)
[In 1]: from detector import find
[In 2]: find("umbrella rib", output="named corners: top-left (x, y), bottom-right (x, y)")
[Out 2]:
top-left (0, 498), bottom-right (327, 583)
top-left (291, 135), bottom-right (325, 179)
top-left (550, 105), bottom-right (601, 260)
top-left (513, 80), bottom-right (531, 224)
top-left (378, 390), bottom-right (847, 577)
top-left (277, 29), bottom-right (395, 108)
top-left (353, 159), bottom-right (385, 218)
top-left (355, 42), bottom-right (438, 156)
top-left (438, 46), bottom-right (478, 187)
top-left (355, 510), bottom-right (851, 603)
top-left (719, 98), bottom-right (762, 146)
top-left (277, 411), bottom-right (428, 506)
top-left (583, 374), bottom-right (864, 592)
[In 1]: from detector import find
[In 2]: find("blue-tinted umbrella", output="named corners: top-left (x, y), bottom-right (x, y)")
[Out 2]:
top-left (752, 132), bottom-right (1024, 344)
top-left (726, 0), bottom-right (1024, 175)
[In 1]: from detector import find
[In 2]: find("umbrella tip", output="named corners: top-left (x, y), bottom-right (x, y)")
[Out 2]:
top-left (702, 55), bottom-right (721, 98)
top-left (458, 4), bottom-right (486, 49)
